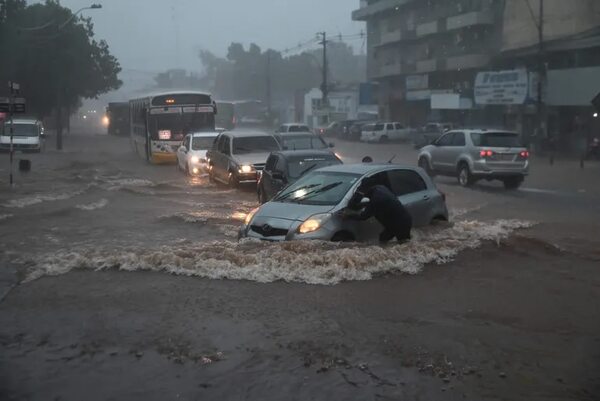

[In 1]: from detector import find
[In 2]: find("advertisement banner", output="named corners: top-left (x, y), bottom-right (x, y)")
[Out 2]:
top-left (474, 69), bottom-right (529, 105)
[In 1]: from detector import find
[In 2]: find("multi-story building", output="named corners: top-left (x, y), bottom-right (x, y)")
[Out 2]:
top-left (354, 0), bottom-right (600, 152)
top-left (353, 0), bottom-right (505, 127)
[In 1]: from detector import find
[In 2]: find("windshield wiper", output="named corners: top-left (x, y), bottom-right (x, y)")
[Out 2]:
top-left (275, 183), bottom-right (320, 201)
top-left (294, 182), bottom-right (343, 203)
top-left (298, 163), bottom-right (319, 177)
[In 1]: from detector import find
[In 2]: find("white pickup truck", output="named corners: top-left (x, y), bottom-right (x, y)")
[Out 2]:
top-left (360, 122), bottom-right (415, 143)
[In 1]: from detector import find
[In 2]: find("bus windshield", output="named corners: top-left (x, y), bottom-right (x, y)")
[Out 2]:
top-left (148, 112), bottom-right (215, 141)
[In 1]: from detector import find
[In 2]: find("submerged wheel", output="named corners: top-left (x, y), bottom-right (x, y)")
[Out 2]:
top-left (457, 163), bottom-right (475, 187)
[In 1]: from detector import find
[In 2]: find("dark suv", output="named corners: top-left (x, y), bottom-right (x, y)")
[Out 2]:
top-left (257, 150), bottom-right (342, 203)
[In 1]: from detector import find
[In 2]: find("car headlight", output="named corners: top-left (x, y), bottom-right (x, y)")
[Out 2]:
top-left (298, 213), bottom-right (331, 234)
top-left (239, 165), bottom-right (254, 174)
top-left (244, 207), bottom-right (259, 226)
top-left (191, 156), bottom-right (200, 164)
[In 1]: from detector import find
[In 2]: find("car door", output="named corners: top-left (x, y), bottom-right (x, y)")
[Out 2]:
top-left (387, 169), bottom-right (431, 227)
top-left (430, 132), bottom-right (455, 172)
top-left (346, 172), bottom-right (392, 242)
top-left (217, 135), bottom-right (232, 181)
top-left (447, 131), bottom-right (466, 170)
top-left (212, 135), bottom-right (227, 180)
top-left (384, 123), bottom-right (395, 140)
top-left (271, 156), bottom-right (288, 195)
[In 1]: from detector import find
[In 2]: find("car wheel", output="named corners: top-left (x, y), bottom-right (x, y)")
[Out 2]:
top-left (379, 135), bottom-right (389, 144)
top-left (457, 163), bottom-right (475, 187)
top-left (418, 157), bottom-right (435, 177)
top-left (503, 176), bottom-right (523, 190)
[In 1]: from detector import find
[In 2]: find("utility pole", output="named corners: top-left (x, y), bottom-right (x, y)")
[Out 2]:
top-left (319, 32), bottom-right (329, 107)
top-left (266, 51), bottom-right (272, 123)
top-left (536, 0), bottom-right (546, 154)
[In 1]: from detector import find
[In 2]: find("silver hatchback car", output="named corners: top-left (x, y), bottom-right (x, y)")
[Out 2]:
top-left (417, 129), bottom-right (530, 189)
top-left (240, 164), bottom-right (448, 242)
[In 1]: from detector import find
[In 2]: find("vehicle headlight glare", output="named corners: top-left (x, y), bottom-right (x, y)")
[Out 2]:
top-left (244, 207), bottom-right (259, 226)
top-left (298, 213), bottom-right (331, 234)
top-left (240, 165), bottom-right (253, 174)
top-left (191, 156), bottom-right (200, 164)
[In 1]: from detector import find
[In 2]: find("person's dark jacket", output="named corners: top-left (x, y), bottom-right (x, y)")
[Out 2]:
top-left (350, 185), bottom-right (412, 234)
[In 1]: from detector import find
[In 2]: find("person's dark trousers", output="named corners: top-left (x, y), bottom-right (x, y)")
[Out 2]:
top-left (379, 228), bottom-right (411, 244)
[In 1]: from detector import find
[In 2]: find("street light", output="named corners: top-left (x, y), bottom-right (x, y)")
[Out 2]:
top-left (59, 4), bottom-right (103, 29)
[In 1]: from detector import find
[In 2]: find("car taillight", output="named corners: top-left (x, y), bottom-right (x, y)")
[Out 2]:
top-left (480, 150), bottom-right (493, 158)
top-left (519, 150), bottom-right (530, 158)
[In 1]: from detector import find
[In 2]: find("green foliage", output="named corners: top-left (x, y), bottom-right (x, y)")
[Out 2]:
top-left (0, 0), bottom-right (121, 118)
top-left (200, 40), bottom-right (365, 103)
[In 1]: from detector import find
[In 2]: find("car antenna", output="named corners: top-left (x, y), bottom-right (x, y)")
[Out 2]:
top-left (388, 155), bottom-right (396, 164)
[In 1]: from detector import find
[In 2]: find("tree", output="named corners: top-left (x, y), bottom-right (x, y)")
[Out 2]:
top-left (0, 0), bottom-right (122, 149)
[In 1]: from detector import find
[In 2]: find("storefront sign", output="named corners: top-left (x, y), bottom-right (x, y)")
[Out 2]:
top-left (474, 69), bottom-right (529, 105)
top-left (406, 74), bottom-right (429, 91)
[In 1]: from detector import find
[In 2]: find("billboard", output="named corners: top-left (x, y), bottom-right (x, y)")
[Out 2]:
top-left (474, 69), bottom-right (530, 105)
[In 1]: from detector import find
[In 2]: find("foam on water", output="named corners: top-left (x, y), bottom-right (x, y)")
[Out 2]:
top-left (3, 188), bottom-right (89, 209)
top-left (75, 199), bottom-right (109, 211)
top-left (25, 219), bottom-right (532, 285)
top-left (0, 214), bottom-right (13, 221)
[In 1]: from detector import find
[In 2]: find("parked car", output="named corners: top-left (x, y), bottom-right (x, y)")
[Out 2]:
top-left (257, 150), bottom-right (343, 203)
top-left (413, 122), bottom-right (455, 148)
top-left (417, 129), bottom-right (529, 189)
top-left (276, 123), bottom-right (311, 134)
top-left (274, 132), bottom-right (334, 152)
top-left (0, 118), bottom-right (45, 153)
top-left (360, 122), bottom-right (415, 143)
top-left (207, 131), bottom-right (281, 187)
top-left (240, 164), bottom-right (448, 241)
top-left (176, 132), bottom-right (219, 176)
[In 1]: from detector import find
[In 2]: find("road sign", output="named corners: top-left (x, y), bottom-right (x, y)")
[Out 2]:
top-left (0, 97), bottom-right (26, 113)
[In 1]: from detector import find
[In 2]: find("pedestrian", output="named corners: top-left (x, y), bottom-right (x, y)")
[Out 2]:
top-left (345, 177), bottom-right (412, 244)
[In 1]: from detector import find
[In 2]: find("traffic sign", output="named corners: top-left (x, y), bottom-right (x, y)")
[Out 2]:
top-left (0, 97), bottom-right (26, 113)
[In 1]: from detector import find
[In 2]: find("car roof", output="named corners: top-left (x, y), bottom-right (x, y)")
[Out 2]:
top-left (273, 150), bottom-right (336, 159)
top-left (276, 132), bottom-right (320, 137)
top-left (448, 128), bottom-right (518, 135)
top-left (225, 131), bottom-right (275, 138)
top-left (281, 123), bottom-right (307, 127)
top-left (3, 118), bottom-right (39, 124)
top-left (190, 132), bottom-right (219, 138)
top-left (316, 163), bottom-right (418, 175)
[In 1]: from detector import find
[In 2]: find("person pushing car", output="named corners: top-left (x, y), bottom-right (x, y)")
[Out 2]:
top-left (345, 177), bottom-right (412, 244)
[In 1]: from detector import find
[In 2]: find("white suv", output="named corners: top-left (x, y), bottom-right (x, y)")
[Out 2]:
top-left (417, 129), bottom-right (530, 189)
top-left (360, 122), bottom-right (414, 143)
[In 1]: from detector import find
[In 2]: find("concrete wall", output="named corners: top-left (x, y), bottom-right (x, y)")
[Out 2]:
top-left (502, 0), bottom-right (600, 51)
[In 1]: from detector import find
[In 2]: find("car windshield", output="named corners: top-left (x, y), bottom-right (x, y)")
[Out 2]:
top-left (1, 123), bottom-right (39, 137)
top-left (287, 157), bottom-right (341, 179)
top-left (274, 171), bottom-right (360, 205)
top-left (148, 112), bottom-right (215, 141)
top-left (280, 135), bottom-right (327, 150)
top-left (288, 125), bottom-right (309, 132)
top-left (471, 132), bottom-right (523, 148)
top-left (191, 137), bottom-right (217, 150)
top-left (232, 136), bottom-right (279, 154)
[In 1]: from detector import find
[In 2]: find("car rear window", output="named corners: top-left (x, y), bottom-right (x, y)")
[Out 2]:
top-left (471, 132), bottom-right (523, 148)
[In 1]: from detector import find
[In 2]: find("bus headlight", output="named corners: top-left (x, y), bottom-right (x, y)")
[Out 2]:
top-left (239, 165), bottom-right (253, 174)
top-left (298, 213), bottom-right (331, 234)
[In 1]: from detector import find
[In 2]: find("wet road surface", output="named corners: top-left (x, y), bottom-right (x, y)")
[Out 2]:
top-left (1, 132), bottom-right (599, 400)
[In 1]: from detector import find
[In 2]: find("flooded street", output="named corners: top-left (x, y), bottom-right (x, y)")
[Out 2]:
top-left (1, 132), bottom-right (599, 400)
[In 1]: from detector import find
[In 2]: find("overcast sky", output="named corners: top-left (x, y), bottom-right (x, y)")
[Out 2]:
top-left (45, 0), bottom-right (364, 74)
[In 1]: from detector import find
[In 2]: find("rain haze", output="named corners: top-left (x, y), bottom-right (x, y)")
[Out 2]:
top-left (2, 0), bottom-right (600, 400)
top-left (36, 0), bottom-right (364, 72)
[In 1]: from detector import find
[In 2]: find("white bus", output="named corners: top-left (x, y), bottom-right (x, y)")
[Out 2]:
top-left (130, 91), bottom-right (216, 164)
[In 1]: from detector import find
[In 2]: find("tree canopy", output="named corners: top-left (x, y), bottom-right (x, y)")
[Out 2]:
top-left (0, 0), bottom-right (122, 119)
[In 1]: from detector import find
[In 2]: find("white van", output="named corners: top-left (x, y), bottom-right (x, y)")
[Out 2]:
top-left (360, 122), bottom-right (415, 143)
top-left (0, 119), bottom-right (44, 153)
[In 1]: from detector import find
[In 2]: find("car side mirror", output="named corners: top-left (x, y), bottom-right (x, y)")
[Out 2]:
top-left (329, 142), bottom-right (335, 148)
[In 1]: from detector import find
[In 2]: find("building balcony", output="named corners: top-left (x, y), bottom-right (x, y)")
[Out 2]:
top-left (352, 0), bottom-right (415, 21)
top-left (377, 29), bottom-right (417, 47)
top-left (446, 10), bottom-right (494, 31)
top-left (445, 54), bottom-right (491, 70)
top-left (416, 20), bottom-right (441, 37)
top-left (416, 58), bottom-right (440, 73)
top-left (373, 63), bottom-right (402, 78)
